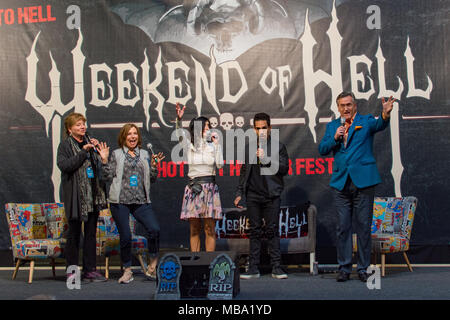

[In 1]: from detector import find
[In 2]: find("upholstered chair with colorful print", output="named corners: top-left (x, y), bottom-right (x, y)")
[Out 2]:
top-left (5, 203), bottom-right (68, 283)
top-left (370, 196), bottom-right (418, 276)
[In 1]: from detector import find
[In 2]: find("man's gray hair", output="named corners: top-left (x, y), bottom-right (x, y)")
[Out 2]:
top-left (336, 91), bottom-right (356, 105)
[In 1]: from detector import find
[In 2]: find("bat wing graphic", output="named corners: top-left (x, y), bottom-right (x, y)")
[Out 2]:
top-left (110, 0), bottom-right (348, 64)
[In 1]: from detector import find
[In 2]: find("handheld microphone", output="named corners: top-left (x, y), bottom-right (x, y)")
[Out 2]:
top-left (84, 132), bottom-right (91, 143)
top-left (339, 117), bottom-right (346, 143)
top-left (257, 135), bottom-right (261, 165)
top-left (84, 132), bottom-right (99, 153)
top-left (147, 143), bottom-right (159, 164)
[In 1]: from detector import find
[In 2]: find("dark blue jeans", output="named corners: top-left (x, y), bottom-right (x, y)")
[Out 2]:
top-left (110, 203), bottom-right (160, 268)
top-left (333, 177), bottom-right (375, 274)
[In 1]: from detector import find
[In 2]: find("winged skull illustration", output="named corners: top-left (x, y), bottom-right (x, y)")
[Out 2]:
top-left (213, 262), bottom-right (231, 282)
top-left (110, 0), bottom-right (348, 63)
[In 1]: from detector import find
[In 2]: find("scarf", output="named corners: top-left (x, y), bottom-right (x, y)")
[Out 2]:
top-left (69, 137), bottom-right (107, 221)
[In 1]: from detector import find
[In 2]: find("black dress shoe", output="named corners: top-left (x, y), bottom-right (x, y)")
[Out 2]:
top-left (358, 272), bottom-right (369, 282)
top-left (336, 271), bottom-right (350, 282)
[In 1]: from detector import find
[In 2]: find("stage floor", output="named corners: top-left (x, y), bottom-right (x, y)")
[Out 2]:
top-left (0, 266), bottom-right (449, 300)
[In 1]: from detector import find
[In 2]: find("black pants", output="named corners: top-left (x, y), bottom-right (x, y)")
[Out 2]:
top-left (65, 211), bottom-right (99, 272)
top-left (333, 177), bottom-right (375, 274)
top-left (246, 192), bottom-right (281, 268)
top-left (110, 203), bottom-right (160, 268)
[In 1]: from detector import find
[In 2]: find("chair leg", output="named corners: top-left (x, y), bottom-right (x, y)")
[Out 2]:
top-left (137, 254), bottom-right (147, 275)
top-left (51, 258), bottom-right (56, 278)
top-left (28, 260), bottom-right (35, 284)
top-left (12, 259), bottom-right (21, 280)
top-left (309, 252), bottom-right (315, 275)
top-left (381, 254), bottom-right (386, 277)
top-left (105, 256), bottom-right (110, 279)
top-left (403, 252), bottom-right (413, 272)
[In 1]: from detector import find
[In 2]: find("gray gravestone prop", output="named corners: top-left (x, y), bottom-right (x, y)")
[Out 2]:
top-left (155, 253), bottom-right (182, 300)
top-left (207, 253), bottom-right (235, 300)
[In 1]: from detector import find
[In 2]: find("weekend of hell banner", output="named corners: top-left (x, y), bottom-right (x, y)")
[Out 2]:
top-left (0, 0), bottom-right (448, 249)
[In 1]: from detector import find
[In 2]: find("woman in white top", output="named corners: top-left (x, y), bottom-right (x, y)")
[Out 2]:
top-left (176, 103), bottom-right (223, 252)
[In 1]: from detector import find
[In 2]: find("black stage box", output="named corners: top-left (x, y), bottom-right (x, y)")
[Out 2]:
top-left (174, 251), bottom-right (240, 299)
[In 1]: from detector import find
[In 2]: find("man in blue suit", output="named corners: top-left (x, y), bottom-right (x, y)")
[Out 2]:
top-left (319, 92), bottom-right (396, 282)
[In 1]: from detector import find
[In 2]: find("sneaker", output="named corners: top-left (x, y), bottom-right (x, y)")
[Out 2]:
top-left (83, 271), bottom-right (107, 282)
top-left (336, 270), bottom-right (350, 282)
top-left (240, 266), bottom-right (260, 279)
top-left (118, 269), bottom-right (134, 284)
top-left (145, 259), bottom-right (158, 281)
top-left (358, 271), bottom-right (369, 282)
top-left (145, 269), bottom-right (157, 281)
top-left (271, 266), bottom-right (288, 279)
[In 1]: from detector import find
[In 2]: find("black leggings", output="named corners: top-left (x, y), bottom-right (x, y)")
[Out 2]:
top-left (65, 211), bottom-right (99, 272)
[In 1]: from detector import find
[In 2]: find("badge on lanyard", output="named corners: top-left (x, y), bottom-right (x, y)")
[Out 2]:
top-left (130, 174), bottom-right (138, 187)
top-left (86, 166), bottom-right (94, 178)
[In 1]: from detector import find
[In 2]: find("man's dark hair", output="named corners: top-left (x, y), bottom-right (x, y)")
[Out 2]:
top-left (253, 112), bottom-right (271, 126)
top-left (336, 91), bottom-right (356, 105)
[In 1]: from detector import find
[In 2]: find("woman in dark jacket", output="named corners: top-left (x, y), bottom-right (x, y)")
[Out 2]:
top-left (57, 112), bottom-right (108, 282)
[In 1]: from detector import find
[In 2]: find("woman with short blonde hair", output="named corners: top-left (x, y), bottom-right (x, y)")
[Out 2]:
top-left (57, 112), bottom-right (108, 282)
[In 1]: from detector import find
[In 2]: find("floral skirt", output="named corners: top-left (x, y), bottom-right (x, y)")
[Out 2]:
top-left (180, 182), bottom-right (223, 220)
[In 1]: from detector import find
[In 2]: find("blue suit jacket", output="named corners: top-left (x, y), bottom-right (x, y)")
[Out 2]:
top-left (318, 113), bottom-right (389, 191)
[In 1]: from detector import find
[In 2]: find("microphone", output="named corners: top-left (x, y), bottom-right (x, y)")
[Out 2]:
top-left (147, 143), bottom-right (159, 164)
top-left (256, 135), bottom-right (261, 165)
top-left (84, 132), bottom-right (99, 153)
top-left (84, 131), bottom-right (91, 143)
top-left (146, 143), bottom-right (154, 153)
top-left (339, 117), bottom-right (345, 143)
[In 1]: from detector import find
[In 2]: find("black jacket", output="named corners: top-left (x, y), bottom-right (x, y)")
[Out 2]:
top-left (57, 138), bottom-right (103, 221)
top-left (236, 137), bottom-right (289, 199)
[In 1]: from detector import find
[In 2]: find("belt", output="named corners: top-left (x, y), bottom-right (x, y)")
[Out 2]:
top-left (190, 176), bottom-right (216, 184)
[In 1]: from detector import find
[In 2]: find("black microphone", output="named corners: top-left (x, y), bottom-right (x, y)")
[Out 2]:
top-left (85, 132), bottom-right (99, 152)
top-left (256, 135), bottom-right (261, 165)
top-left (84, 131), bottom-right (92, 144)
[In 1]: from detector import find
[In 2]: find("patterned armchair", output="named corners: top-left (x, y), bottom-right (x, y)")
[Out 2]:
top-left (371, 196), bottom-right (417, 276)
top-left (5, 203), bottom-right (68, 283)
top-left (96, 208), bottom-right (148, 278)
top-left (353, 196), bottom-right (418, 276)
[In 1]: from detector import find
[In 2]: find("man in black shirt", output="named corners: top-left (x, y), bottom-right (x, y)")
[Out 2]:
top-left (234, 113), bottom-right (289, 279)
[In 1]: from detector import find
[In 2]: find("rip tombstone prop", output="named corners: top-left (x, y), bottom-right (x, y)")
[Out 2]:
top-left (155, 253), bottom-right (182, 300)
top-left (207, 253), bottom-right (236, 300)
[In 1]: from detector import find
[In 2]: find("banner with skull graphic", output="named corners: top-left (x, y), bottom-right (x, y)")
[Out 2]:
top-left (0, 0), bottom-right (449, 258)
